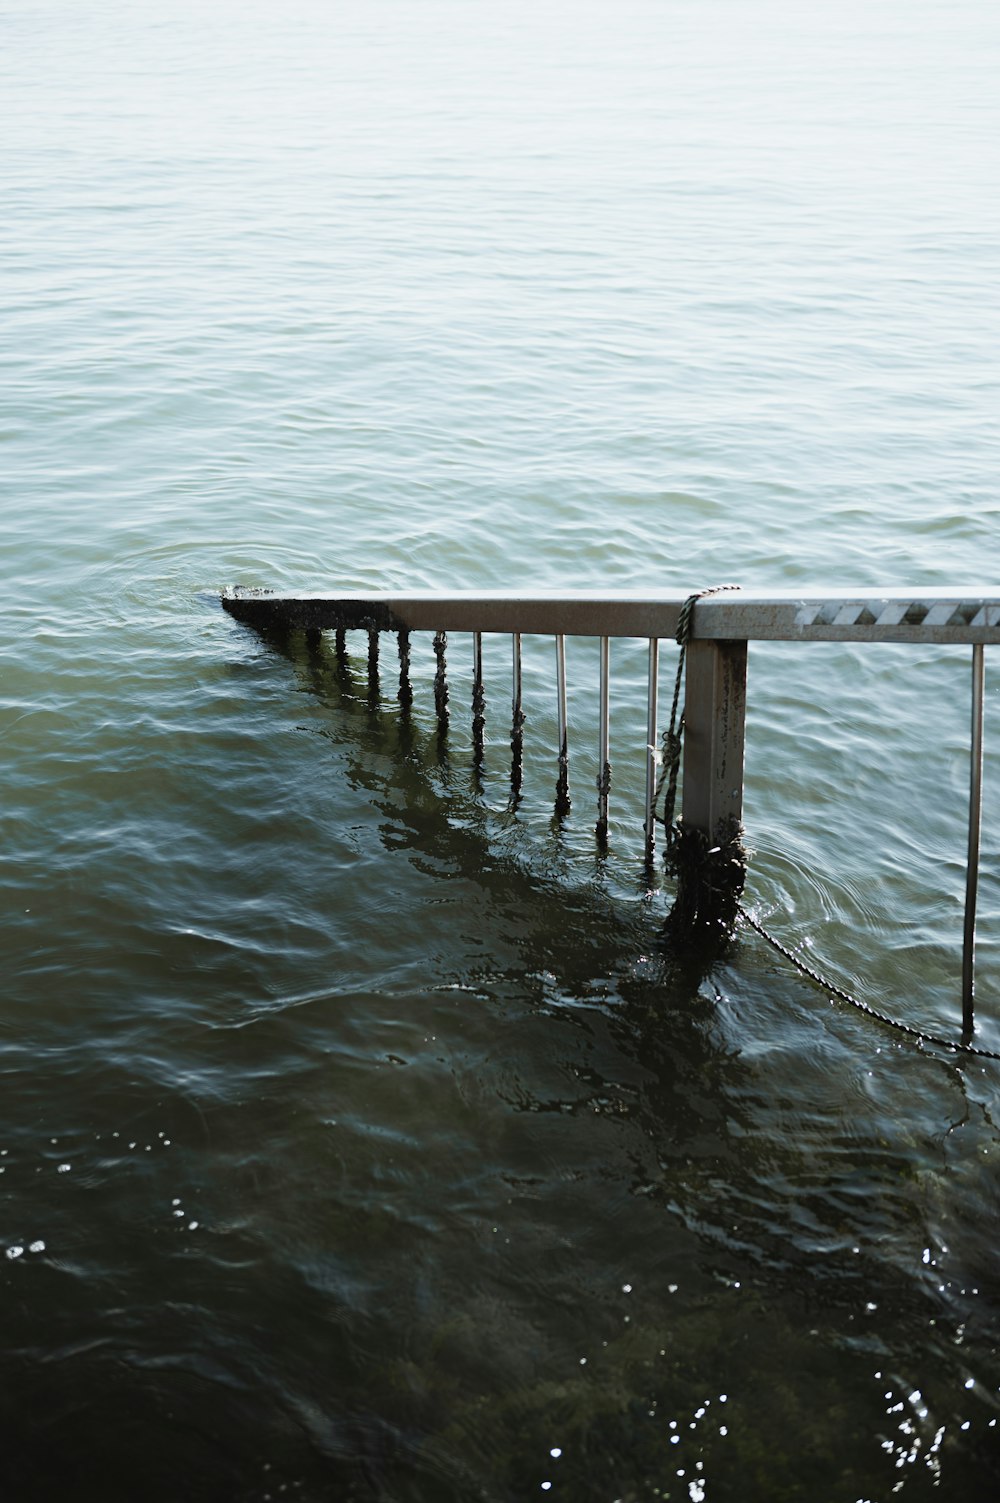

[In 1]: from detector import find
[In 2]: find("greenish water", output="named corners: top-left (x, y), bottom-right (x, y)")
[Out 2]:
top-left (2, 1), bottom-right (999, 1497)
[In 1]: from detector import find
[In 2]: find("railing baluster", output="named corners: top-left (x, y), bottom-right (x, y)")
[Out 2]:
top-left (597, 635), bottom-right (611, 841)
top-left (472, 630), bottom-right (485, 765)
top-left (963, 642), bottom-right (985, 1033)
top-left (511, 632), bottom-right (524, 794)
top-left (367, 629), bottom-right (380, 704)
top-left (555, 634), bottom-right (570, 813)
top-left (644, 637), bottom-right (660, 861)
top-left (433, 630), bottom-right (449, 730)
top-left (397, 629), bottom-right (413, 709)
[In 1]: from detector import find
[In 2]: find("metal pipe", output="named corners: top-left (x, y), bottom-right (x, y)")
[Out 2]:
top-left (511, 633), bottom-right (524, 795)
top-left (644, 638), bottom-right (660, 859)
top-left (962, 643), bottom-right (985, 1033)
top-left (472, 631), bottom-right (485, 764)
top-left (555, 634), bottom-right (570, 813)
top-left (512, 632), bottom-right (522, 721)
top-left (597, 635), bottom-right (610, 840)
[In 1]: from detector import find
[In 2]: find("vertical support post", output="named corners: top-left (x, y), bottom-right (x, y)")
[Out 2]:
top-left (597, 635), bottom-right (611, 842)
top-left (963, 643), bottom-right (985, 1034)
top-left (644, 638), bottom-right (660, 862)
top-left (664, 638), bottom-right (748, 945)
top-left (555, 634), bottom-right (570, 813)
top-left (472, 631), bottom-right (485, 765)
top-left (511, 632), bottom-right (524, 794)
top-left (681, 639), bottom-right (747, 838)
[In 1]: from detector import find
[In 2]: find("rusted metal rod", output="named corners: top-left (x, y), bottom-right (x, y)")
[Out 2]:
top-left (397, 629), bottom-right (413, 708)
top-left (433, 630), bottom-right (448, 729)
top-left (963, 643), bottom-right (985, 1033)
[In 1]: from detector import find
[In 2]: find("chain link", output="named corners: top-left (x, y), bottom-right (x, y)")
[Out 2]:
top-left (737, 902), bottom-right (1000, 1062)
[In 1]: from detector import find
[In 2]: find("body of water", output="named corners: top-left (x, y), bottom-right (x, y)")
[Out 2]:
top-left (2, 1), bottom-right (1000, 1497)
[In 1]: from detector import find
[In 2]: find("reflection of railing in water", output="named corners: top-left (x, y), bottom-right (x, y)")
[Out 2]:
top-left (223, 587), bottom-right (999, 1036)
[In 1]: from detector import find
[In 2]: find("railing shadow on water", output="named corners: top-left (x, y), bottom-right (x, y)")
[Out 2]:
top-left (243, 615), bottom-right (739, 1016)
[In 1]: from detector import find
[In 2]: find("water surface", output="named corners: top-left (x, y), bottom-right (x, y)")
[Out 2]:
top-left (2, 1), bottom-right (1000, 1497)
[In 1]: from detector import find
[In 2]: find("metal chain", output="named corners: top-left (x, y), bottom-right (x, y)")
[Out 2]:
top-left (737, 902), bottom-right (1000, 1062)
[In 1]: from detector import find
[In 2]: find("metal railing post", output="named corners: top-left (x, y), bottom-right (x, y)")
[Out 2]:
top-left (555, 634), bottom-right (570, 813)
top-left (511, 632), bottom-right (524, 793)
top-left (963, 643), bottom-right (985, 1033)
top-left (597, 635), bottom-right (611, 840)
top-left (472, 631), bottom-right (485, 764)
top-left (644, 638), bottom-right (660, 861)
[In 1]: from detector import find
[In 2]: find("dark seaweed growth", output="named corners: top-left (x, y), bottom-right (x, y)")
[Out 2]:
top-left (662, 815), bottom-right (748, 955)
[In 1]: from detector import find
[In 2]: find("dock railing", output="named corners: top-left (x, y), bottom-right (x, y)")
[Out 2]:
top-left (223, 586), bottom-right (999, 1035)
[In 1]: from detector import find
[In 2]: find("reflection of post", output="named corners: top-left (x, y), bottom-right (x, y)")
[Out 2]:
top-left (681, 640), bottom-right (747, 837)
top-left (962, 643), bottom-right (985, 1034)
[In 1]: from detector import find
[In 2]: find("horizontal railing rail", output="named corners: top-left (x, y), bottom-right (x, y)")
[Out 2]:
top-left (222, 586), bottom-right (999, 1036)
top-left (222, 587), bottom-right (1000, 643)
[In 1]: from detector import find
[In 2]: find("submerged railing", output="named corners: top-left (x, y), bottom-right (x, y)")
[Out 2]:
top-left (223, 587), bottom-right (999, 1036)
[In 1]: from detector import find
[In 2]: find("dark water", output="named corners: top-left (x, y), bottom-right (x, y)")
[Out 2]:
top-left (3, 1), bottom-right (1000, 1497)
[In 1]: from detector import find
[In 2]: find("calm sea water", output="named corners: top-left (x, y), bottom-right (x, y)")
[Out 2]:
top-left (3, 1), bottom-right (1000, 1497)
